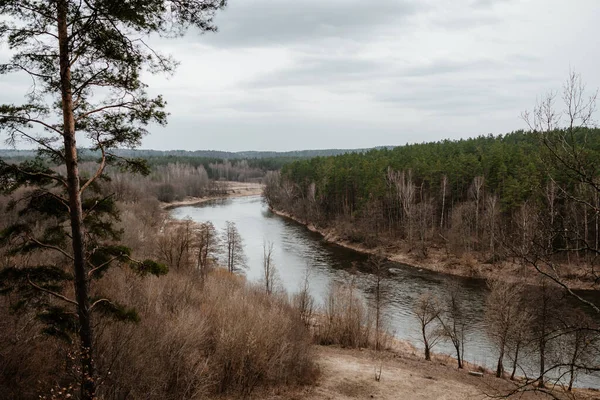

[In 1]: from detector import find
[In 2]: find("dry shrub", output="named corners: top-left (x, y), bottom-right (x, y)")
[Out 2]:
top-left (292, 279), bottom-right (315, 328)
top-left (0, 194), bottom-right (316, 399)
top-left (314, 281), bottom-right (372, 348)
top-left (95, 267), bottom-right (317, 400)
top-left (116, 197), bottom-right (164, 255)
top-left (0, 299), bottom-right (71, 400)
top-left (204, 280), bottom-right (316, 395)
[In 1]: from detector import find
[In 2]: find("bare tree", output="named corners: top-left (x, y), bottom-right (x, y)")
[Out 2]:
top-left (222, 221), bottom-right (247, 274)
top-left (387, 168), bottom-right (415, 243)
top-left (544, 180), bottom-right (558, 245)
top-left (556, 310), bottom-right (599, 391)
top-left (293, 265), bottom-right (315, 327)
top-left (485, 277), bottom-right (526, 377)
top-left (157, 219), bottom-right (194, 270)
top-left (513, 200), bottom-right (539, 261)
top-left (521, 71), bottom-right (600, 309)
top-left (437, 283), bottom-right (467, 369)
top-left (507, 306), bottom-right (533, 381)
top-left (414, 200), bottom-right (434, 258)
top-left (484, 194), bottom-right (499, 257)
top-left (440, 175), bottom-right (448, 230)
top-left (496, 72), bottom-right (600, 397)
top-left (196, 222), bottom-right (220, 284)
top-left (448, 202), bottom-right (476, 254)
top-left (321, 273), bottom-right (370, 348)
top-left (526, 280), bottom-right (562, 389)
top-left (368, 253), bottom-right (389, 351)
top-left (469, 176), bottom-right (485, 244)
top-left (413, 292), bottom-right (443, 361)
top-left (262, 240), bottom-right (277, 295)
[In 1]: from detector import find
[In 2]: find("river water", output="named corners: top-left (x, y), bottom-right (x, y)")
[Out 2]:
top-left (171, 195), bottom-right (600, 388)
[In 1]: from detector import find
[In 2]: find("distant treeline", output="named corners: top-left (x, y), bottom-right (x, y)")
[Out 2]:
top-left (0, 146), bottom-right (390, 161)
top-left (0, 147), bottom-right (391, 183)
top-left (265, 128), bottom-right (600, 269)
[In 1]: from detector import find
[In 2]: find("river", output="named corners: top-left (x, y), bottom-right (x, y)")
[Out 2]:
top-left (171, 195), bottom-right (600, 388)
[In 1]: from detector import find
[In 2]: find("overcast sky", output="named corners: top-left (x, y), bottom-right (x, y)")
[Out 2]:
top-left (2, 0), bottom-right (599, 151)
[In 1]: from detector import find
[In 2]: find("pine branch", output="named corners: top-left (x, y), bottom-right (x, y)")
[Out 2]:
top-left (26, 235), bottom-right (74, 261)
top-left (75, 102), bottom-right (138, 120)
top-left (12, 164), bottom-right (68, 188)
top-left (90, 298), bottom-right (111, 310)
top-left (522, 254), bottom-right (600, 314)
top-left (0, 114), bottom-right (64, 136)
top-left (27, 275), bottom-right (77, 306)
top-left (79, 143), bottom-right (105, 194)
top-left (87, 255), bottom-right (120, 279)
top-left (9, 128), bottom-right (65, 161)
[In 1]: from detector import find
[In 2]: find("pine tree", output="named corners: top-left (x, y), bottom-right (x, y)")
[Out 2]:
top-left (0, 1), bottom-right (226, 399)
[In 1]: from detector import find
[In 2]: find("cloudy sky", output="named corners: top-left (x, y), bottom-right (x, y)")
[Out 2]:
top-left (2, 0), bottom-right (600, 151)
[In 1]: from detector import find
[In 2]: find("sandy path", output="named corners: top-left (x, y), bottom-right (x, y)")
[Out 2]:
top-left (250, 346), bottom-right (596, 400)
top-left (311, 347), bottom-right (484, 400)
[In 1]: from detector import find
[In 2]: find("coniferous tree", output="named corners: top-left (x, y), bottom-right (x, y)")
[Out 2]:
top-left (0, 1), bottom-right (226, 399)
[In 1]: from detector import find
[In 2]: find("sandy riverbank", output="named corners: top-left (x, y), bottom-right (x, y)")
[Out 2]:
top-left (161, 181), bottom-right (264, 209)
top-left (243, 345), bottom-right (597, 400)
top-left (269, 207), bottom-right (597, 290)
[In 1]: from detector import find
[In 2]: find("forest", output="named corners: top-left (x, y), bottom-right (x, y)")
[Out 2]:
top-left (265, 126), bottom-right (600, 286)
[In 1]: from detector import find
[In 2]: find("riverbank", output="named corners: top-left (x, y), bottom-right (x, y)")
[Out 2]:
top-left (269, 207), bottom-right (596, 290)
top-left (161, 181), bottom-right (263, 209)
top-left (168, 197), bottom-right (599, 395)
top-left (245, 345), bottom-right (598, 400)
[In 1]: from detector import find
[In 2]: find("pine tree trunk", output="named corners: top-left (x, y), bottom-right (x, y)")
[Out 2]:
top-left (57, 2), bottom-right (96, 399)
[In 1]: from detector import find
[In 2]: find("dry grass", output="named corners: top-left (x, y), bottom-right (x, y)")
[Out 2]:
top-left (94, 268), bottom-right (317, 399)
top-left (0, 300), bottom-right (70, 400)
top-left (0, 266), bottom-right (317, 400)
top-left (0, 191), bottom-right (317, 400)
top-left (312, 281), bottom-right (394, 351)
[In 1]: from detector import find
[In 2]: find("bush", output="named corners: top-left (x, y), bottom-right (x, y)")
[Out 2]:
top-left (314, 281), bottom-right (372, 348)
top-left (0, 300), bottom-right (70, 400)
top-left (94, 268), bottom-right (317, 399)
top-left (156, 183), bottom-right (178, 203)
top-left (0, 260), bottom-right (316, 400)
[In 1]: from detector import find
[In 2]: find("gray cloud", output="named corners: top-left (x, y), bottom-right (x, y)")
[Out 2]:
top-left (245, 56), bottom-right (386, 88)
top-left (1, 0), bottom-right (599, 152)
top-left (199, 0), bottom-right (424, 47)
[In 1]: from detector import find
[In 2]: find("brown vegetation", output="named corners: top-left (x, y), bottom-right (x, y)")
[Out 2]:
top-left (95, 269), bottom-right (316, 399)
top-left (0, 174), bottom-right (316, 400)
top-left (0, 266), bottom-right (317, 400)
